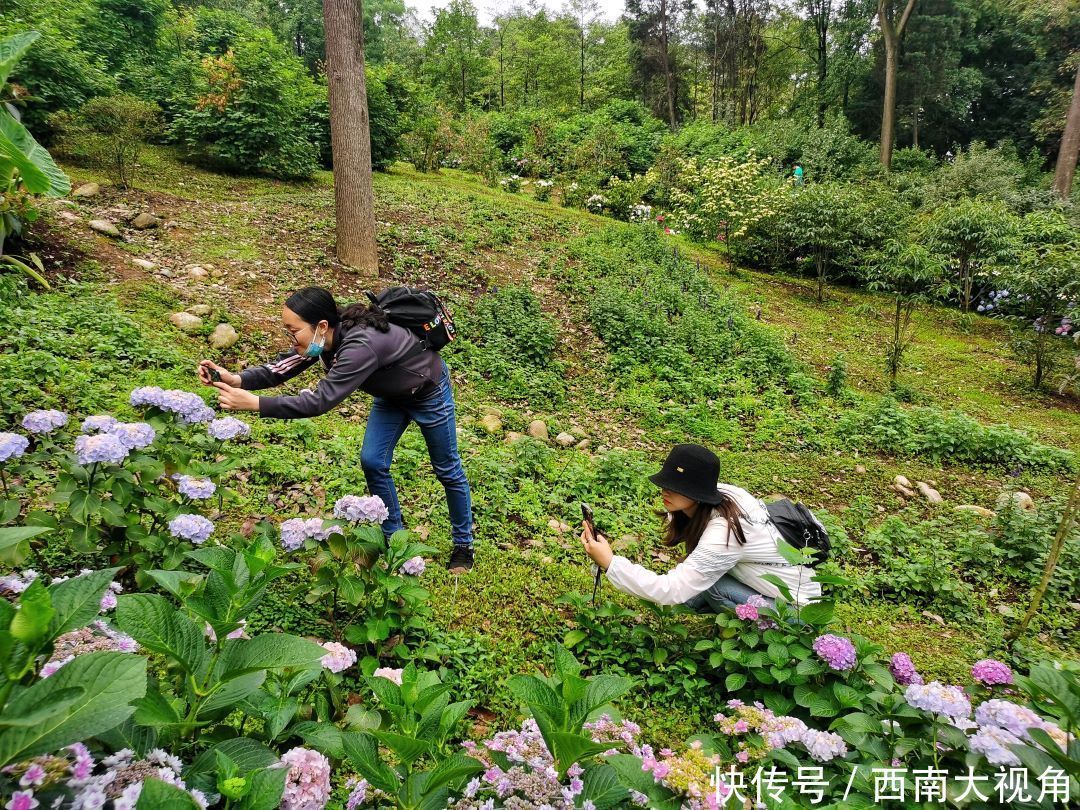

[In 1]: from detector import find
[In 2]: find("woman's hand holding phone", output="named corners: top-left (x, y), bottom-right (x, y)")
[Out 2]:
top-left (198, 360), bottom-right (240, 388)
top-left (580, 507), bottom-right (614, 571)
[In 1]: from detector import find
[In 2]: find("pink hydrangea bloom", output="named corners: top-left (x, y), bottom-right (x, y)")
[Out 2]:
top-left (373, 667), bottom-right (403, 685)
top-left (320, 642), bottom-right (357, 674)
top-left (972, 659), bottom-right (1013, 687)
top-left (279, 747), bottom-right (332, 810)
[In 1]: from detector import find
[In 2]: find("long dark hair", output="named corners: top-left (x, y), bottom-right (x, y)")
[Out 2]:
top-left (662, 491), bottom-right (748, 555)
top-left (285, 286), bottom-right (389, 332)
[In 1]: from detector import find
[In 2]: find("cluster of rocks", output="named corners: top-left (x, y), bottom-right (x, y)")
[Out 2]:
top-left (889, 473), bottom-right (1035, 517)
top-left (169, 305), bottom-right (239, 350)
top-left (70, 183), bottom-right (163, 238)
top-left (483, 412), bottom-right (590, 450)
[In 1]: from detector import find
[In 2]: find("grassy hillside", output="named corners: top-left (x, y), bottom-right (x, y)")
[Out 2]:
top-left (6, 146), bottom-right (1077, 744)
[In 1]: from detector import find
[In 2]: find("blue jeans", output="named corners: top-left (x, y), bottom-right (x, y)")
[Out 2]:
top-left (360, 363), bottom-right (474, 547)
top-left (683, 574), bottom-right (775, 612)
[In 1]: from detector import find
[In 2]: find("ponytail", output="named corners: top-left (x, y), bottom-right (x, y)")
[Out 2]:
top-left (339, 302), bottom-right (390, 332)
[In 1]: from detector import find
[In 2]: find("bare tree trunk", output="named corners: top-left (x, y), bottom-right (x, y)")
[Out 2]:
top-left (660, 0), bottom-right (677, 128)
top-left (912, 100), bottom-right (919, 149)
top-left (323, 0), bottom-right (378, 271)
top-left (580, 26), bottom-right (586, 108)
top-left (1052, 62), bottom-right (1080, 200)
top-left (877, 0), bottom-right (917, 169)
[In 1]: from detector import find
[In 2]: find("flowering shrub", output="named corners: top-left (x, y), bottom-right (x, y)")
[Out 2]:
top-left (585, 193), bottom-right (607, 214)
top-left (533, 179), bottom-right (553, 202)
top-left (498, 175), bottom-right (523, 193)
top-left (281, 494), bottom-right (434, 655)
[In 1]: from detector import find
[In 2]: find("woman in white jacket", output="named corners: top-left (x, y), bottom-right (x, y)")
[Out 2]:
top-left (581, 444), bottom-right (821, 610)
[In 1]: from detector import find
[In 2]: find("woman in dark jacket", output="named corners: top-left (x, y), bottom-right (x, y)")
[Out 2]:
top-left (199, 286), bottom-right (475, 572)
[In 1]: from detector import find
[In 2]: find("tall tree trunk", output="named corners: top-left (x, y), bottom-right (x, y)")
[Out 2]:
top-left (461, 61), bottom-right (467, 109)
top-left (1052, 61), bottom-right (1080, 200)
top-left (877, 0), bottom-right (917, 169)
top-left (499, 30), bottom-right (505, 109)
top-left (323, 0), bottom-right (378, 271)
top-left (710, 9), bottom-right (721, 123)
top-left (580, 26), bottom-right (586, 108)
top-left (912, 100), bottom-right (919, 149)
top-left (812, 0), bottom-right (831, 128)
top-left (660, 0), bottom-right (677, 128)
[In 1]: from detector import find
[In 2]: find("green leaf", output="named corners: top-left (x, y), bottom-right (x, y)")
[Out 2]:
top-left (548, 731), bottom-right (616, 774)
top-left (808, 693), bottom-right (840, 718)
top-left (144, 570), bottom-right (204, 600)
top-left (115, 594), bottom-right (207, 676)
top-left (0, 687), bottom-right (83, 728)
top-left (132, 688), bottom-right (184, 729)
top-left (422, 754), bottom-right (484, 794)
top-left (10, 580), bottom-right (54, 646)
top-left (563, 629), bottom-right (588, 648)
top-left (292, 721), bottom-right (346, 759)
top-left (725, 673), bottom-right (748, 692)
top-left (341, 732), bottom-right (400, 794)
top-left (0, 526), bottom-right (50, 563)
top-left (507, 675), bottom-right (561, 723)
top-left (796, 658), bottom-right (826, 677)
top-left (200, 671), bottom-right (266, 716)
top-left (833, 683), bottom-right (864, 709)
top-left (862, 663), bottom-right (895, 690)
top-left (235, 766), bottom-right (288, 810)
top-left (833, 712), bottom-right (881, 734)
top-left (136, 775), bottom-right (200, 810)
top-left (372, 730), bottom-right (430, 767)
top-left (762, 691), bottom-right (795, 716)
top-left (0, 32), bottom-right (40, 87)
top-left (48, 568), bottom-right (119, 637)
top-left (185, 738), bottom-right (279, 788)
top-left (219, 634), bottom-right (325, 677)
top-left (580, 763), bottom-right (630, 810)
top-left (571, 674), bottom-right (632, 726)
top-left (0, 651), bottom-right (146, 767)
top-left (798, 600), bottom-right (835, 627)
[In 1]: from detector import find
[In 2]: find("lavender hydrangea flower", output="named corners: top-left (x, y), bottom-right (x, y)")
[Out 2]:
top-left (974, 699), bottom-right (1043, 739)
top-left (279, 518), bottom-right (332, 552)
top-left (22, 409), bottom-right (68, 435)
top-left (812, 634), bottom-right (857, 671)
top-left (400, 556), bottom-right (426, 576)
top-left (333, 495), bottom-right (390, 524)
top-left (208, 417), bottom-right (251, 441)
top-left (130, 386), bottom-right (166, 407)
top-left (0, 433), bottom-right (29, 462)
top-left (972, 659), bottom-right (1013, 687)
top-left (969, 725), bottom-right (1022, 766)
top-left (175, 475), bottom-right (217, 500)
top-left (904, 681), bottom-right (972, 721)
top-left (279, 748), bottom-right (332, 810)
top-left (320, 641), bottom-right (357, 673)
top-left (74, 433), bottom-right (129, 465)
top-left (345, 779), bottom-right (370, 810)
top-left (763, 715), bottom-right (808, 749)
top-left (373, 667), bottom-right (403, 685)
top-left (108, 422), bottom-right (156, 450)
top-left (169, 514), bottom-right (214, 545)
top-left (889, 652), bottom-right (923, 686)
top-left (81, 415), bottom-right (118, 434)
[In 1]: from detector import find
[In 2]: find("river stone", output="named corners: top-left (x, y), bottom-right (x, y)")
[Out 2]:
top-left (187, 265), bottom-right (209, 281)
top-left (131, 258), bottom-right (157, 271)
top-left (955, 505), bottom-right (996, 519)
top-left (187, 304), bottom-right (213, 316)
top-left (555, 432), bottom-right (576, 447)
top-left (854, 464), bottom-right (866, 474)
top-left (504, 431), bottom-right (525, 444)
top-left (894, 474), bottom-right (913, 489)
top-left (916, 481), bottom-right (944, 504)
top-left (527, 419), bottom-right (549, 441)
top-left (72, 182), bottom-right (100, 198)
top-left (479, 413), bottom-right (502, 434)
top-left (997, 491), bottom-right (1035, 511)
top-left (892, 483), bottom-right (916, 498)
top-left (88, 219), bottom-right (120, 238)
top-left (576, 438), bottom-right (591, 450)
top-left (131, 213), bottom-right (160, 230)
top-left (209, 323), bottom-right (239, 349)
top-left (169, 312), bottom-right (203, 333)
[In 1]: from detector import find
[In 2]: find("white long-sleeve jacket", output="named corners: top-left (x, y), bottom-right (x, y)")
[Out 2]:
top-left (605, 484), bottom-right (822, 607)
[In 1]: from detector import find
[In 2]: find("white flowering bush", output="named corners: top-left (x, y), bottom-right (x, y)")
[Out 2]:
top-left (498, 175), bottom-right (523, 193)
top-left (533, 179), bottom-right (554, 202)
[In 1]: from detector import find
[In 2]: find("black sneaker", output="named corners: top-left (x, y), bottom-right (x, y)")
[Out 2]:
top-left (447, 545), bottom-right (474, 574)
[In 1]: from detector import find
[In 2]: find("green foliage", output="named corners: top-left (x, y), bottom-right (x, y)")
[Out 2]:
top-left (169, 27), bottom-right (322, 180)
top-left (49, 93), bottom-right (161, 187)
top-left (839, 396), bottom-right (1075, 471)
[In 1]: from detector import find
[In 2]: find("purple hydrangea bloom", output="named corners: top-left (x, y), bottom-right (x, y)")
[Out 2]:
top-left (279, 518), bottom-right (331, 551)
top-left (800, 729), bottom-right (848, 762)
top-left (904, 681), bottom-right (972, 721)
top-left (345, 779), bottom-right (369, 810)
top-left (107, 422), bottom-right (156, 450)
top-left (812, 634), bottom-right (857, 671)
top-left (0, 432), bottom-right (29, 462)
top-left (333, 495), bottom-right (390, 524)
top-left (81, 415), bottom-right (118, 434)
top-left (22, 409), bottom-right (68, 434)
top-left (974, 699), bottom-right (1043, 739)
top-left (168, 514), bottom-right (214, 545)
top-left (735, 602), bottom-right (759, 621)
top-left (208, 417), bottom-right (251, 441)
top-left (972, 659), bottom-right (1013, 687)
top-left (889, 652), bottom-right (923, 686)
top-left (400, 556), bottom-right (426, 576)
top-left (175, 475), bottom-right (216, 500)
top-left (320, 641), bottom-right (357, 673)
top-left (130, 386), bottom-right (166, 407)
top-left (74, 433), bottom-right (130, 465)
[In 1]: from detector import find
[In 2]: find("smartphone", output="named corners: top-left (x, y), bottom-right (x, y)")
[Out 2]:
top-left (209, 367), bottom-right (222, 383)
top-left (581, 503), bottom-right (603, 603)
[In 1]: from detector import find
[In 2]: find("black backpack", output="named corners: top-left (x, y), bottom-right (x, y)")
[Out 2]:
top-left (764, 498), bottom-right (832, 562)
top-left (365, 287), bottom-right (457, 353)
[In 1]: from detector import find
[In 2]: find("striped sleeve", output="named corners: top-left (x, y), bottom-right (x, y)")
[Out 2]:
top-left (239, 350), bottom-right (318, 391)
